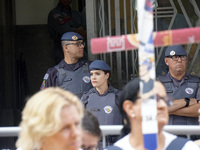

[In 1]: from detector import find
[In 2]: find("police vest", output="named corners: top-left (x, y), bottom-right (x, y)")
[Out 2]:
top-left (55, 63), bottom-right (92, 98)
top-left (86, 89), bottom-right (122, 125)
top-left (159, 74), bottom-right (199, 125)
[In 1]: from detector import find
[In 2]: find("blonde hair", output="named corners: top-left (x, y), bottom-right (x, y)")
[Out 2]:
top-left (16, 87), bottom-right (83, 150)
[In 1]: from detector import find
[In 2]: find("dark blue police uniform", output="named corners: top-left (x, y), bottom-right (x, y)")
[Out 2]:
top-left (159, 72), bottom-right (200, 125)
top-left (158, 45), bottom-right (200, 126)
top-left (81, 85), bottom-right (122, 125)
top-left (40, 32), bottom-right (92, 98)
top-left (81, 60), bottom-right (122, 125)
top-left (81, 60), bottom-right (122, 145)
top-left (40, 59), bottom-right (92, 98)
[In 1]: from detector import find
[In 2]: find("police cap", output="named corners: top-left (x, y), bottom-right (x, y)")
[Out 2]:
top-left (165, 45), bottom-right (187, 57)
top-left (61, 32), bottom-right (83, 41)
top-left (89, 60), bottom-right (111, 71)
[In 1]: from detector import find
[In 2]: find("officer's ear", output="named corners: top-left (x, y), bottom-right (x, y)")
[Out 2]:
top-left (123, 100), bottom-right (135, 118)
top-left (105, 72), bottom-right (109, 79)
top-left (63, 45), bottom-right (69, 52)
top-left (164, 57), bottom-right (169, 66)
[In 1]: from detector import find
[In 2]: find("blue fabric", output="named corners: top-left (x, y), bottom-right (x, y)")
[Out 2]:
top-left (143, 133), bottom-right (157, 150)
top-left (61, 32), bottom-right (83, 41)
top-left (166, 137), bottom-right (189, 150)
top-left (165, 45), bottom-right (187, 57)
top-left (89, 60), bottom-right (111, 71)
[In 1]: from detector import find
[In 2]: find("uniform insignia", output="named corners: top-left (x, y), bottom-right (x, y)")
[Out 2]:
top-left (40, 80), bottom-right (45, 90)
top-left (104, 106), bottom-right (113, 114)
top-left (44, 73), bottom-right (49, 80)
top-left (82, 76), bottom-right (90, 83)
top-left (58, 17), bottom-right (65, 24)
top-left (64, 17), bottom-right (72, 21)
top-left (185, 88), bottom-right (194, 94)
top-left (72, 35), bottom-right (78, 40)
top-left (170, 50), bottom-right (175, 56)
top-left (53, 13), bottom-right (61, 19)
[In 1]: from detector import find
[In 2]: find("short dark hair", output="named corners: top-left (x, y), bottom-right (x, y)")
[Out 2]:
top-left (119, 78), bottom-right (140, 137)
top-left (82, 110), bottom-right (102, 139)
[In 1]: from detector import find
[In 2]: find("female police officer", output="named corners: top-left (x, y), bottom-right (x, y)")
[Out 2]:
top-left (81, 60), bottom-right (122, 125)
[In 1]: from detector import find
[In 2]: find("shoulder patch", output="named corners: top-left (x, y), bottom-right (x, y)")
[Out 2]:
top-left (82, 76), bottom-right (90, 83)
top-left (43, 73), bottom-right (49, 80)
top-left (40, 80), bottom-right (46, 90)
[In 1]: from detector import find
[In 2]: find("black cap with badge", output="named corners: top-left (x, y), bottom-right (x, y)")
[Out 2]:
top-left (89, 60), bottom-right (111, 71)
top-left (61, 32), bottom-right (83, 41)
top-left (165, 45), bottom-right (187, 57)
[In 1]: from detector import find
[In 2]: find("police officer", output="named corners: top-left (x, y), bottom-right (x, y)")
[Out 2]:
top-left (48, 0), bottom-right (86, 63)
top-left (81, 60), bottom-right (122, 146)
top-left (40, 32), bottom-right (92, 98)
top-left (158, 45), bottom-right (200, 127)
top-left (81, 60), bottom-right (122, 125)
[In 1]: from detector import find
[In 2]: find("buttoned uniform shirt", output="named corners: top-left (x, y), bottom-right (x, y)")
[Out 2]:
top-left (81, 85), bottom-right (122, 125)
top-left (159, 72), bottom-right (200, 101)
top-left (158, 72), bottom-right (200, 125)
top-left (40, 59), bottom-right (92, 98)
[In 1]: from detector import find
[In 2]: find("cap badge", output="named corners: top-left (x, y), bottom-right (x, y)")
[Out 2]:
top-left (170, 50), bottom-right (175, 56)
top-left (185, 88), bottom-right (194, 94)
top-left (72, 35), bottom-right (78, 41)
top-left (82, 76), bottom-right (90, 83)
top-left (43, 73), bottom-right (49, 80)
top-left (104, 106), bottom-right (113, 114)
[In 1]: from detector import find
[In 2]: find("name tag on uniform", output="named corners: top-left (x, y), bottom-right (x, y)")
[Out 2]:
top-left (166, 90), bottom-right (173, 93)
top-left (90, 108), bottom-right (100, 111)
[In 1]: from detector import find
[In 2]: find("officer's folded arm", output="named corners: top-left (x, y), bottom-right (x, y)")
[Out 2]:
top-left (169, 102), bottom-right (200, 117)
top-left (168, 98), bottom-right (187, 113)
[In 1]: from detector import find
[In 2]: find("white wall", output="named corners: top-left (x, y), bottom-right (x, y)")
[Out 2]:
top-left (15, 0), bottom-right (58, 25)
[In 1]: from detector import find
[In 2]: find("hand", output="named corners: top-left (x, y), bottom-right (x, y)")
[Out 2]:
top-left (189, 98), bottom-right (197, 106)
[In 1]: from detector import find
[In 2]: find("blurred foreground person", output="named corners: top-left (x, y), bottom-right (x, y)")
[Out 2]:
top-left (81, 110), bottom-right (102, 150)
top-left (194, 108), bottom-right (200, 147)
top-left (105, 78), bottom-right (199, 150)
top-left (16, 87), bottom-right (83, 150)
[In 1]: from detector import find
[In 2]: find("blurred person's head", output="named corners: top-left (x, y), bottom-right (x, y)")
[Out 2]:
top-left (16, 87), bottom-right (84, 150)
top-left (119, 78), bottom-right (169, 135)
top-left (59, 0), bottom-right (72, 9)
top-left (81, 110), bottom-right (102, 150)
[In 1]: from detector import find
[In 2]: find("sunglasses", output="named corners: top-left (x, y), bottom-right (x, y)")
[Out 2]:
top-left (167, 55), bottom-right (187, 61)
